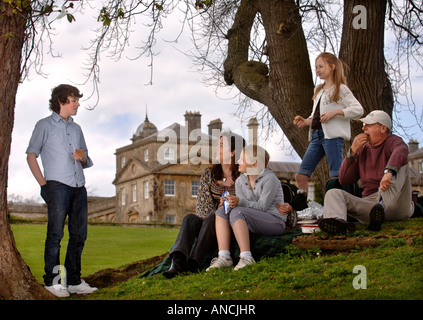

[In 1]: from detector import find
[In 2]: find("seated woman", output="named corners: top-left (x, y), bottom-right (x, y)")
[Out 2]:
top-left (207, 145), bottom-right (288, 271)
top-left (163, 132), bottom-right (245, 278)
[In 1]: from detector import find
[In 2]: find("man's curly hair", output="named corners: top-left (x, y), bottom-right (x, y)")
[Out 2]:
top-left (49, 84), bottom-right (83, 113)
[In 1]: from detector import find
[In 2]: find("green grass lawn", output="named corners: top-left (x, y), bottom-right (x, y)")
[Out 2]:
top-left (89, 242), bottom-right (423, 300)
top-left (11, 223), bottom-right (179, 283)
top-left (10, 218), bottom-right (423, 300)
top-left (84, 218), bottom-right (423, 300)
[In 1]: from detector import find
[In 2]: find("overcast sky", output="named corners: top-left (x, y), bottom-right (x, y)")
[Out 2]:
top-left (8, 3), bottom-right (423, 202)
top-left (9, 4), bottom-right (298, 201)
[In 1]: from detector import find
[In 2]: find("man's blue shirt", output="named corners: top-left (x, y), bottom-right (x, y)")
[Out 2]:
top-left (26, 112), bottom-right (93, 187)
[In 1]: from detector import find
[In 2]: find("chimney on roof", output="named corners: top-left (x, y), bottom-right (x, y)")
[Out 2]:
top-left (247, 117), bottom-right (259, 146)
top-left (409, 139), bottom-right (419, 154)
top-left (184, 111), bottom-right (201, 137)
top-left (208, 118), bottom-right (223, 137)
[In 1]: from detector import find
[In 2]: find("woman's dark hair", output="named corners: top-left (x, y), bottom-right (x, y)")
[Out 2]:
top-left (211, 131), bottom-right (246, 181)
top-left (49, 84), bottom-right (83, 113)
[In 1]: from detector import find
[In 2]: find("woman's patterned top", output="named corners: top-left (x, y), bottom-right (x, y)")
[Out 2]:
top-left (196, 167), bottom-right (236, 219)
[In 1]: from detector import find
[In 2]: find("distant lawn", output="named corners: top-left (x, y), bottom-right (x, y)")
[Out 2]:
top-left (11, 223), bottom-right (179, 283)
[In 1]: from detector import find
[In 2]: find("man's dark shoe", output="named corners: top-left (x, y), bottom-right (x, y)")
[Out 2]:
top-left (163, 252), bottom-right (186, 279)
top-left (318, 218), bottom-right (356, 234)
top-left (292, 192), bottom-right (308, 211)
top-left (367, 203), bottom-right (385, 231)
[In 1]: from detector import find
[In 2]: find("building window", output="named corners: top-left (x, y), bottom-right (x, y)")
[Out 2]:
top-left (132, 184), bottom-right (137, 202)
top-left (121, 156), bottom-right (126, 168)
top-left (143, 181), bottom-right (149, 199)
top-left (144, 148), bottom-right (149, 162)
top-left (120, 188), bottom-right (126, 206)
top-left (165, 215), bottom-right (176, 224)
top-left (191, 180), bottom-right (200, 197)
top-left (165, 179), bottom-right (175, 196)
top-left (419, 161), bottom-right (423, 174)
top-left (164, 147), bottom-right (175, 161)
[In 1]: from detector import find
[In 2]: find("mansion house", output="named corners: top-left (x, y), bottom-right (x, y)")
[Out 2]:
top-left (112, 111), bottom-right (300, 224)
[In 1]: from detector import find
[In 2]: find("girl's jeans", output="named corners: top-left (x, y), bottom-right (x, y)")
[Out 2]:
top-left (297, 129), bottom-right (344, 178)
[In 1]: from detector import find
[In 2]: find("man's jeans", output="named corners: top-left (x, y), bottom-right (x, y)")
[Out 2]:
top-left (41, 181), bottom-right (88, 286)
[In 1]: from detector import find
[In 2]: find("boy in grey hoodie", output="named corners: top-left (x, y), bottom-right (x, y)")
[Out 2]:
top-left (207, 145), bottom-right (287, 271)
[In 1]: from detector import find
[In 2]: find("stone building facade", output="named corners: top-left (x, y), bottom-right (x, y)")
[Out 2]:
top-left (112, 111), bottom-right (223, 224)
top-left (111, 112), bottom-right (302, 224)
top-left (408, 139), bottom-right (423, 194)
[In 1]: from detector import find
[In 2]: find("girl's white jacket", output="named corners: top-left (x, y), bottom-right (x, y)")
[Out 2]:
top-left (307, 84), bottom-right (364, 141)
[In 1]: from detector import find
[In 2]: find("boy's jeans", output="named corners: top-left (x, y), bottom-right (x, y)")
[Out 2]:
top-left (41, 181), bottom-right (88, 286)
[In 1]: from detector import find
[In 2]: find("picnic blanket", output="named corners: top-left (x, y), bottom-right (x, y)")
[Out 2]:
top-left (141, 226), bottom-right (303, 277)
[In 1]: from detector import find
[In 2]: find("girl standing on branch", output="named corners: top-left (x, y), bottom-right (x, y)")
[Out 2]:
top-left (293, 52), bottom-right (364, 210)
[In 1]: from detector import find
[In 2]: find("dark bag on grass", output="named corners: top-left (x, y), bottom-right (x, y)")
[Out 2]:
top-left (279, 179), bottom-right (298, 229)
top-left (411, 191), bottom-right (423, 218)
top-left (325, 177), bottom-right (362, 198)
top-left (280, 178), bottom-right (298, 205)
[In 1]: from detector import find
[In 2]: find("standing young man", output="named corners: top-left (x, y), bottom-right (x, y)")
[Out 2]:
top-left (26, 84), bottom-right (97, 297)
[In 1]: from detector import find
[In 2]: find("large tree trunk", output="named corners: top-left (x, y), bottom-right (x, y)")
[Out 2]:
top-left (224, 0), bottom-right (394, 190)
top-left (340, 0), bottom-right (393, 142)
top-left (225, 0), bottom-right (314, 157)
top-left (224, 0), bottom-right (325, 186)
top-left (257, 0), bottom-right (314, 158)
top-left (0, 2), bottom-right (53, 300)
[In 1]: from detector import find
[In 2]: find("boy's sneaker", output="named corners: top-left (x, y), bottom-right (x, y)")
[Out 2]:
top-left (206, 256), bottom-right (233, 271)
top-left (318, 218), bottom-right (356, 234)
top-left (234, 257), bottom-right (256, 271)
top-left (367, 203), bottom-right (385, 231)
top-left (67, 280), bottom-right (98, 295)
top-left (44, 284), bottom-right (70, 298)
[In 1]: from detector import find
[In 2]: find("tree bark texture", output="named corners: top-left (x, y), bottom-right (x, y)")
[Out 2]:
top-left (224, 0), bottom-right (393, 189)
top-left (340, 0), bottom-right (393, 141)
top-left (224, 0), bottom-right (314, 157)
top-left (0, 2), bottom-right (53, 300)
top-left (224, 0), bottom-right (323, 185)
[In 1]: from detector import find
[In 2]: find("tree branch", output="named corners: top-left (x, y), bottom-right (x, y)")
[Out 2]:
top-left (223, 0), bottom-right (271, 106)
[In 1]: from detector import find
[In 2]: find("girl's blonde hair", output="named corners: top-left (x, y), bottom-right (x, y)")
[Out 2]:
top-left (243, 145), bottom-right (270, 174)
top-left (312, 52), bottom-right (347, 103)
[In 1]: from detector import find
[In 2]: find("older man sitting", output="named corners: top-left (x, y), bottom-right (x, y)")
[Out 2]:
top-left (318, 110), bottom-right (414, 234)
